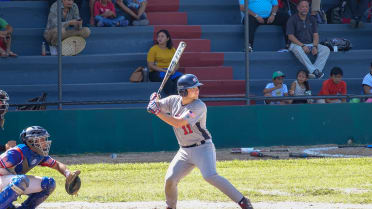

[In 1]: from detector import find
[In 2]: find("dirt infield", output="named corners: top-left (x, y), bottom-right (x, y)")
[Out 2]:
top-left (38, 201), bottom-right (372, 209)
top-left (52, 144), bottom-right (372, 165)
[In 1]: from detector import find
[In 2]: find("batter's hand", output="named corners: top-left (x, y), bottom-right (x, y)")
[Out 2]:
top-left (5, 140), bottom-right (16, 150)
top-left (147, 100), bottom-right (160, 115)
top-left (149, 92), bottom-right (159, 102)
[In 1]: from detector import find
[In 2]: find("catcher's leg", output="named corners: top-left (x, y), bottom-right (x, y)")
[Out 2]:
top-left (18, 177), bottom-right (55, 209)
top-left (0, 175), bottom-right (29, 209)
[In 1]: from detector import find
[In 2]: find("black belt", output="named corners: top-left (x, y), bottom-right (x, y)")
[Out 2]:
top-left (181, 139), bottom-right (208, 148)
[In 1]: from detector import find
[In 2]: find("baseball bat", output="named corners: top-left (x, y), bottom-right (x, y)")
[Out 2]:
top-left (250, 151), bottom-right (280, 159)
top-left (289, 153), bottom-right (325, 158)
top-left (157, 41), bottom-right (187, 96)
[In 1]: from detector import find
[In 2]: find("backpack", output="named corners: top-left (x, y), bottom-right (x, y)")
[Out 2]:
top-left (320, 38), bottom-right (352, 51)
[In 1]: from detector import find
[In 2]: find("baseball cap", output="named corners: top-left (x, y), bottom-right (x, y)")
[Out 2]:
top-left (272, 71), bottom-right (285, 79)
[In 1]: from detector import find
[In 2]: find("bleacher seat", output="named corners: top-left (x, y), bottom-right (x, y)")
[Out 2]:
top-left (0, 0), bottom-right (371, 108)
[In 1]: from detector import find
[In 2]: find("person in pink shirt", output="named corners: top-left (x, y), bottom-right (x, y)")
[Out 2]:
top-left (94, 0), bottom-right (128, 27)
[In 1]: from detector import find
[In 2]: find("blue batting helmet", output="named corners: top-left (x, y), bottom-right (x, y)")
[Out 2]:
top-left (177, 74), bottom-right (203, 97)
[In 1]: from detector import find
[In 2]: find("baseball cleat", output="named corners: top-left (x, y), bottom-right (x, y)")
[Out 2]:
top-left (239, 197), bottom-right (254, 209)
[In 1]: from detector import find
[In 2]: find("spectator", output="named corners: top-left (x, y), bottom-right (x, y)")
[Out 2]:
top-left (114, 0), bottom-right (149, 26)
top-left (263, 71), bottom-right (290, 104)
top-left (310, 0), bottom-right (321, 16)
top-left (362, 62), bottom-right (372, 103)
top-left (289, 69), bottom-right (312, 104)
top-left (94, 0), bottom-right (128, 27)
top-left (147, 30), bottom-right (183, 96)
top-left (0, 17), bottom-right (17, 58)
top-left (239, 0), bottom-right (289, 49)
top-left (287, 0), bottom-right (330, 79)
top-left (348, 0), bottom-right (369, 28)
top-left (44, 0), bottom-right (91, 55)
top-left (318, 67), bottom-right (347, 103)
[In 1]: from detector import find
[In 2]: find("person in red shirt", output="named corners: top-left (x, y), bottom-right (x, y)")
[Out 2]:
top-left (94, 0), bottom-right (128, 27)
top-left (318, 67), bottom-right (347, 103)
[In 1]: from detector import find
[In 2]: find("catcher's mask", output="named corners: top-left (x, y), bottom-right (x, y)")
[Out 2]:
top-left (20, 126), bottom-right (51, 156)
top-left (177, 74), bottom-right (203, 97)
top-left (0, 90), bottom-right (9, 129)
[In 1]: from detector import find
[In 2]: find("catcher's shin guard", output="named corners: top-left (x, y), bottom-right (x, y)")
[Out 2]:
top-left (18, 177), bottom-right (55, 209)
top-left (0, 175), bottom-right (29, 209)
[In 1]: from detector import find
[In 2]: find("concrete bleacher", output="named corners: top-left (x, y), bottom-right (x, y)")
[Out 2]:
top-left (0, 0), bottom-right (371, 108)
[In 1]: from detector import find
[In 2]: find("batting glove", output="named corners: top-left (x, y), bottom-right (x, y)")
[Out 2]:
top-left (147, 100), bottom-right (160, 115)
top-left (149, 92), bottom-right (159, 102)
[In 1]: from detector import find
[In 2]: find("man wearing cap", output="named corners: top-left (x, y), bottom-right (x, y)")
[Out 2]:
top-left (263, 71), bottom-right (290, 104)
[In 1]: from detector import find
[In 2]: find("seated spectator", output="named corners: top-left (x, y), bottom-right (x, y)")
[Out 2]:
top-left (287, 0), bottom-right (330, 79)
top-left (263, 71), bottom-right (290, 104)
top-left (0, 17), bottom-right (17, 57)
top-left (147, 30), bottom-right (183, 96)
top-left (94, 0), bottom-right (128, 27)
top-left (289, 69), bottom-right (312, 104)
top-left (239, 0), bottom-right (289, 49)
top-left (113, 0), bottom-right (149, 26)
top-left (44, 0), bottom-right (91, 55)
top-left (318, 67), bottom-right (347, 103)
top-left (362, 62), bottom-right (372, 103)
top-left (348, 0), bottom-right (369, 28)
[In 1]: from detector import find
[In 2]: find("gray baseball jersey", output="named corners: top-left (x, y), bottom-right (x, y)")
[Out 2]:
top-left (158, 95), bottom-right (211, 147)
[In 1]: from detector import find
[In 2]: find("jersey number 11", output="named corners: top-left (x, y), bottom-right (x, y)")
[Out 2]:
top-left (182, 124), bottom-right (193, 135)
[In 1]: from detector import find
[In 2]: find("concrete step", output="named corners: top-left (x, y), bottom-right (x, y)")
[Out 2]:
top-left (180, 66), bottom-right (233, 80)
top-left (224, 50), bottom-right (372, 80)
top-left (148, 12), bottom-right (188, 25)
top-left (180, 52), bottom-right (224, 67)
top-left (147, 0), bottom-right (179, 12)
top-left (173, 39), bottom-right (210, 52)
top-left (153, 25), bottom-right (201, 39)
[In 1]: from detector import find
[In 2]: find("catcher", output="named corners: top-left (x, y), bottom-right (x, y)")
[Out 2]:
top-left (0, 126), bottom-right (81, 209)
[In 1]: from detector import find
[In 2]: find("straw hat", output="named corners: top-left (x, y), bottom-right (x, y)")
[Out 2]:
top-left (62, 36), bottom-right (86, 56)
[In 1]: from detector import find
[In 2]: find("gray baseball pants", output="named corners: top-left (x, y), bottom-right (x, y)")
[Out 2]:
top-left (289, 43), bottom-right (330, 74)
top-left (164, 140), bottom-right (244, 208)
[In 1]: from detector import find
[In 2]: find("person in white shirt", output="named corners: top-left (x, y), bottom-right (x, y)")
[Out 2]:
top-left (263, 71), bottom-right (290, 104)
top-left (362, 62), bottom-right (372, 103)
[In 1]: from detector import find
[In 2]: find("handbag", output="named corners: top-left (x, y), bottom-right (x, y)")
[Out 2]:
top-left (129, 66), bottom-right (144, 82)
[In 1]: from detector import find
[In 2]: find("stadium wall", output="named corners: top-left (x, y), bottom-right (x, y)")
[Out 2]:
top-left (1, 103), bottom-right (371, 154)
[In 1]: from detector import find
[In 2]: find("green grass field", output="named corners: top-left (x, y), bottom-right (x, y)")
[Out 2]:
top-left (26, 158), bottom-right (372, 204)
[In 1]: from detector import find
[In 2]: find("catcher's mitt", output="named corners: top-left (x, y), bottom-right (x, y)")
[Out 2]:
top-left (65, 170), bottom-right (81, 195)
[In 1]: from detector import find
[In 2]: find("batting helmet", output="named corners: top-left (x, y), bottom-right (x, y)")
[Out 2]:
top-left (177, 74), bottom-right (203, 97)
top-left (20, 126), bottom-right (51, 156)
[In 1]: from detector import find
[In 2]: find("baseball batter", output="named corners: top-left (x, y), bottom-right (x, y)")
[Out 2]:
top-left (147, 74), bottom-right (254, 209)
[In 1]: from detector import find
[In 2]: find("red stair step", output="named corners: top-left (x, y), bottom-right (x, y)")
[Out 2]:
top-left (205, 101), bottom-right (255, 106)
top-left (199, 80), bottom-right (245, 95)
top-left (179, 66), bottom-right (233, 80)
top-left (180, 52), bottom-right (224, 67)
top-left (154, 25), bottom-right (201, 39)
top-left (148, 12), bottom-right (187, 25)
top-left (173, 39), bottom-right (211, 52)
top-left (147, 0), bottom-right (179, 12)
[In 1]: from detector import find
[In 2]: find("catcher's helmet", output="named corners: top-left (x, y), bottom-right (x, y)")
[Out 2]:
top-left (20, 126), bottom-right (51, 156)
top-left (177, 74), bottom-right (203, 97)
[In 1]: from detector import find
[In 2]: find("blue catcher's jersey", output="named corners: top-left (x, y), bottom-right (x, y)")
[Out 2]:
top-left (0, 144), bottom-right (56, 175)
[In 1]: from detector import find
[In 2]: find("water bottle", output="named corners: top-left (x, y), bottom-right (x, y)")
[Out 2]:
top-left (41, 42), bottom-right (46, 56)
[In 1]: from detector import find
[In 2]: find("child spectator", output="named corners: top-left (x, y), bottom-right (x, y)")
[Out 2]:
top-left (263, 71), bottom-right (290, 104)
top-left (362, 62), bottom-right (372, 103)
top-left (147, 30), bottom-right (183, 96)
top-left (318, 67), bottom-right (347, 103)
top-left (115, 0), bottom-right (149, 26)
top-left (0, 17), bottom-right (17, 57)
top-left (289, 69), bottom-right (312, 104)
top-left (94, 0), bottom-right (128, 27)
